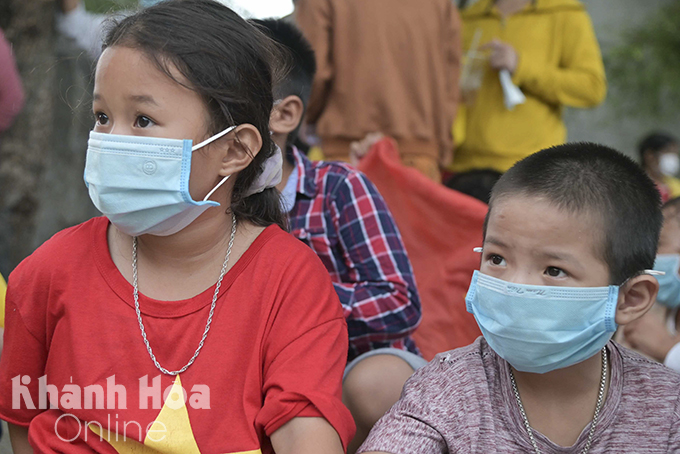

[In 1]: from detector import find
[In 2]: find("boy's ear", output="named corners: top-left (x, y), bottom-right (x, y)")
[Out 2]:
top-left (217, 124), bottom-right (263, 176)
top-left (615, 274), bottom-right (659, 326)
top-left (270, 95), bottom-right (305, 136)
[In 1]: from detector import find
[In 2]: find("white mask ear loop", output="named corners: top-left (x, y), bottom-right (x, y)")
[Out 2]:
top-left (203, 175), bottom-right (231, 202)
top-left (645, 270), bottom-right (666, 276)
top-left (192, 125), bottom-right (237, 152)
top-left (193, 125), bottom-right (237, 202)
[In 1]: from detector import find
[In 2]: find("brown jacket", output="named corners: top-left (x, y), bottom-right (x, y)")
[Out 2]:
top-left (296, 0), bottom-right (461, 160)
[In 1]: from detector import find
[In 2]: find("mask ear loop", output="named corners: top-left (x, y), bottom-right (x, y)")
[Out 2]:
top-left (193, 125), bottom-right (238, 202)
top-left (619, 269), bottom-right (666, 288)
top-left (203, 175), bottom-right (231, 202)
top-left (192, 125), bottom-right (237, 151)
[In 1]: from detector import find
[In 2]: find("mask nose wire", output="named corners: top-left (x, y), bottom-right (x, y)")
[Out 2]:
top-left (192, 125), bottom-right (237, 152)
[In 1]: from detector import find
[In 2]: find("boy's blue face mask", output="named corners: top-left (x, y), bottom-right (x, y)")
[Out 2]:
top-left (466, 270), bottom-right (620, 374)
top-left (84, 127), bottom-right (235, 237)
top-left (653, 254), bottom-right (680, 308)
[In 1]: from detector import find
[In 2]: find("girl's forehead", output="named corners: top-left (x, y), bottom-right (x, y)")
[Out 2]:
top-left (95, 47), bottom-right (188, 94)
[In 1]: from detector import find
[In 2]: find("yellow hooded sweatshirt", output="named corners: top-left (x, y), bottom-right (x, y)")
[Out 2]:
top-left (453, 0), bottom-right (606, 173)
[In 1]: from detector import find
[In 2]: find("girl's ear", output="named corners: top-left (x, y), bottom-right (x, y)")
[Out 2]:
top-left (218, 124), bottom-right (263, 176)
top-left (615, 274), bottom-right (659, 326)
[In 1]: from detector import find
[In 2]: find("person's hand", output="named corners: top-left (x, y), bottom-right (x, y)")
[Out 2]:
top-left (623, 307), bottom-right (680, 362)
top-left (349, 132), bottom-right (384, 167)
top-left (481, 39), bottom-right (518, 74)
top-left (439, 148), bottom-right (454, 169)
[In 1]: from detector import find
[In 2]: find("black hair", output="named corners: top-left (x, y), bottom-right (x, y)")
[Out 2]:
top-left (445, 169), bottom-right (502, 204)
top-left (638, 132), bottom-right (678, 166)
top-left (486, 142), bottom-right (663, 285)
top-left (250, 18), bottom-right (316, 147)
top-left (102, 0), bottom-right (287, 230)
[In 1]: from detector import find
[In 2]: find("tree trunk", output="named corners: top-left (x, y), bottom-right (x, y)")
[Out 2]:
top-left (0, 0), bottom-right (99, 276)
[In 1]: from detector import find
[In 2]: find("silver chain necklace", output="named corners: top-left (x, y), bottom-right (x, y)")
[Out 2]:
top-left (132, 212), bottom-right (237, 376)
top-left (508, 347), bottom-right (607, 454)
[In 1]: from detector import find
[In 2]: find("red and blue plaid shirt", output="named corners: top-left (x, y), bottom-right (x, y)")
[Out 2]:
top-left (287, 147), bottom-right (421, 361)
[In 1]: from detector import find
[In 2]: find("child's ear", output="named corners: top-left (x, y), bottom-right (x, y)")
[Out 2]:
top-left (615, 274), bottom-right (659, 326)
top-left (218, 124), bottom-right (263, 176)
top-left (269, 95), bottom-right (304, 136)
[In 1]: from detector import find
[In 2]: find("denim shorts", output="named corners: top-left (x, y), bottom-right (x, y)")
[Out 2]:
top-left (343, 347), bottom-right (429, 380)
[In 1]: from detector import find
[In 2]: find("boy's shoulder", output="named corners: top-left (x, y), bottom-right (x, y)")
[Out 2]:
top-left (305, 158), bottom-right (374, 195)
top-left (614, 342), bottom-right (680, 387)
top-left (407, 337), bottom-right (498, 402)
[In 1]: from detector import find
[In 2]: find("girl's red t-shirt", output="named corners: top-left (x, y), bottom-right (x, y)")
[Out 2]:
top-left (0, 217), bottom-right (354, 453)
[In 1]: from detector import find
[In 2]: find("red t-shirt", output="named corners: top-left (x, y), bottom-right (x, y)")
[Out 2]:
top-left (0, 217), bottom-right (355, 453)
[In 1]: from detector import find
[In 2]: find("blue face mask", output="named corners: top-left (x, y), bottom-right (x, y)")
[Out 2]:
top-left (465, 271), bottom-right (619, 374)
top-left (84, 127), bottom-right (236, 237)
top-left (653, 254), bottom-right (680, 308)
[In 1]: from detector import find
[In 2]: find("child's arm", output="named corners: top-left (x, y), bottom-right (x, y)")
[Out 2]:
top-left (270, 417), bottom-right (344, 454)
top-left (256, 247), bottom-right (355, 451)
top-left (8, 423), bottom-right (32, 454)
top-left (331, 171), bottom-right (421, 356)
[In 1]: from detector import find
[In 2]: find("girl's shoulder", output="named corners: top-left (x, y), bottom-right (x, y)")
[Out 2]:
top-left (251, 223), bottom-right (330, 266)
top-left (10, 216), bottom-right (105, 282)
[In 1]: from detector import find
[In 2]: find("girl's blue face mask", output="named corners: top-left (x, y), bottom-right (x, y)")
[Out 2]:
top-left (653, 254), bottom-right (680, 308)
top-left (84, 126), bottom-right (236, 237)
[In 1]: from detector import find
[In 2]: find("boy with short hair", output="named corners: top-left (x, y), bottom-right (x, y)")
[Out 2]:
top-left (252, 19), bottom-right (424, 453)
top-left (359, 143), bottom-right (680, 453)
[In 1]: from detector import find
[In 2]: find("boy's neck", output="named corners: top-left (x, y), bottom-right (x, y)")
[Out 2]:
top-left (273, 133), bottom-right (295, 192)
top-left (511, 350), bottom-right (610, 447)
top-left (513, 351), bottom-right (604, 395)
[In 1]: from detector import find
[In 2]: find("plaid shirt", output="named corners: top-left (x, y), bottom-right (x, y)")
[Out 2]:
top-left (288, 147), bottom-right (421, 361)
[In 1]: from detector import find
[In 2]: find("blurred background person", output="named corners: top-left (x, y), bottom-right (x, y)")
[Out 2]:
top-left (295, 0), bottom-right (461, 182)
top-left (625, 197), bottom-right (680, 372)
top-left (0, 29), bottom-right (24, 138)
top-left (638, 132), bottom-right (680, 203)
top-left (452, 0), bottom-right (606, 175)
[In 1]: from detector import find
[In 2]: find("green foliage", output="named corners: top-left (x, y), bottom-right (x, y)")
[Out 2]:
top-left (84, 0), bottom-right (139, 14)
top-left (606, 2), bottom-right (680, 117)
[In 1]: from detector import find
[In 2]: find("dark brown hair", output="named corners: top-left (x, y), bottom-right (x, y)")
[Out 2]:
top-left (103, 0), bottom-right (287, 229)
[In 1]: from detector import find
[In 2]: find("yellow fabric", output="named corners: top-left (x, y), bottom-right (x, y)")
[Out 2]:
top-left (0, 273), bottom-right (5, 328)
top-left (453, 0), bottom-right (606, 173)
top-left (307, 145), bottom-right (325, 162)
top-left (664, 176), bottom-right (680, 199)
top-left (90, 376), bottom-right (262, 454)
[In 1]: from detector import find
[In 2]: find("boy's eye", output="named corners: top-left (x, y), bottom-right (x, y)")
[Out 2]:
top-left (95, 112), bottom-right (109, 125)
top-left (134, 115), bottom-right (154, 128)
top-left (489, 254), bottom-right (506, 266)
top-left (545, 266), bottom-right (566, 278)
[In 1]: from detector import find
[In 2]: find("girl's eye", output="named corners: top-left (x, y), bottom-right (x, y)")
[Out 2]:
top-left (134, 115), bottom-right (154, 128)
top-left (546, 266), bottom-right (566, 278)
top-left (489, 254), bottom-right (506, 266)
top-left (95, 112), bottom-right (109, 125)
